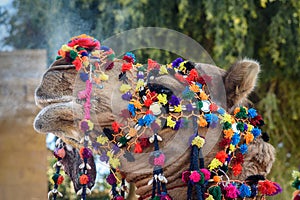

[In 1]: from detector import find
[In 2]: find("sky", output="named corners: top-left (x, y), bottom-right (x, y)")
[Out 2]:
top-left (0, 0), bottom-right (12, 6)
top-left (0, 0), bottom-right (13, 51)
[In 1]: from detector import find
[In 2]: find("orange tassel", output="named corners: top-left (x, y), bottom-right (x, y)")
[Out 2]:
top-left (79, 174), bottom-right (89, 185)
top-left (224, 129), bottom-right (234, 139)
top-left (198, 116), bottom-right (208, 127)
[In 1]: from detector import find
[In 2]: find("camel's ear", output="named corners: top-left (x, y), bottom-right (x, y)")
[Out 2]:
top-left (224, 59), bottom-right (260, 108)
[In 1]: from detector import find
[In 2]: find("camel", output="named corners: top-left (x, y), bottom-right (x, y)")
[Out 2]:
top-left (34, 36), bottom-right (277, 200)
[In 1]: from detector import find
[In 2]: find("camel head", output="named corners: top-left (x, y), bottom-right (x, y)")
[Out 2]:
top-left (34, 35), bottom-right (278, 199)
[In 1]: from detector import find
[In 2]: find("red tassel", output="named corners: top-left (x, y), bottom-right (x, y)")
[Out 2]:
top-left (148, 59), bottom-right (160, 70)
top-left (134, 142), bottom-right (143, 153)
top-left (57, 175), bottom-right (64, 185)
top-left (121, 62), bottom-right (132, 72)
top-left (232, 163), bottom-right (242, 176)
top-left (144, 98), bottom-right (153, 107)
top-left (215, 150), bottom-right (228, 163)
top-left (140, 138), bottom-right (150, 148)
top-left (209, 103), bottom-right (218, 112)
top-left (186, 69), bottom-right (198, 82)
top-left (123, 55), bottom-right (134, 63)
top-left (258, 180), bottom-right (277, 195)
top-left (112, 122), bottom-right (120, 133)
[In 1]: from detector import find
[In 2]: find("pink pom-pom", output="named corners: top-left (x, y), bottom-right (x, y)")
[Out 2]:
top-left (224, 183), bottom-right (240, 198)
top-left (200, 168), bottom-right (211, 181)
top-left (161, 194), bottom-right (172, 200)
top-left (189, 171), bottom-right (201, 183)
top-left (154, 153), bottom-right (165, 166)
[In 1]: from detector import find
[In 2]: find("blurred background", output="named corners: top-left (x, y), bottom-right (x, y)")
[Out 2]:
top-left (0, 0), bottom-right (299, 199)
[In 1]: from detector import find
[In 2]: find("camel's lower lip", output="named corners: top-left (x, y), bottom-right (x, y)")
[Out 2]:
top-left (35, 95), bottom-right (74, 108)
top-left (33, 101), bottom-right (83, 144)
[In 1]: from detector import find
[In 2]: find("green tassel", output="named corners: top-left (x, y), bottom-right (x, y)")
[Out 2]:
top-left (236, 121), bottom-right (245, 131)
top-left (196, 101), bottom-right (203, 109)
top-left (119, 136), bottom-right (128, 145)
top-left (56, 55), bottom-right (62, 60)
top-left (199, 172), bottom-right (205, 184)
top-left (292, 178), bottom-right (300, 189)
top-left (235, 107), bottom-right (248, 119)
top-left (208, 186), bottom-right (222, 200)
top-left (223, 121), bottom-right (232, 130)
top-left (52, 173), bottom-right (60, 183)
top-left (70, 50), bottom-right (78, 60)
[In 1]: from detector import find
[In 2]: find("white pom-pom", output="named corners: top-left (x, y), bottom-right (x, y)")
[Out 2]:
top-left (156, 135), bottom-right (162, 141)
top-left (79, 163), bottom-right (85, 169)
top-left (86, 163), bottom-right (92, 170)
top-left (147, 178), bottom-right (153, 186)
top-left (76, 188), bottom-right (83, 195)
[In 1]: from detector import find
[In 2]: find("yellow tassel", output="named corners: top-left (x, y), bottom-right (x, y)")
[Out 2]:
top-left (120, 84), bottom-right (131, 93)
top-left (229, 144), bottom-right (235, 152)
top-left (178, 61), bottom-right (187, 73)
top-left (221, 113), bottom-right (233, 123)
top-left (247, 124), bottom-right (254, 131)
top-left (159, 65), bottom-right (168, 74)
top-left (100, 73), bottom-right (109, 81)
top-left (107, 151), bottom-right (113, 158)
top-left (208, 158), bottom-right (223, 170)
top-left (97, 135), bottom-right (109, 145)
top-left (191, 136), bottom-right (205, 148)
top-left (61, 44), bottom-right (73, 52)
top-left (166, 116), bottom-right (176, 128)
top-left (109, 157), bottom-right (121, 168)
top-left (157, 93), bottom-right (168, 105)
top-left (174, 105), bottom-right (182, 112)
top-left (135, 80), bottom-right (144, 91)
top-left (205, 194), bottom-right (215, 200)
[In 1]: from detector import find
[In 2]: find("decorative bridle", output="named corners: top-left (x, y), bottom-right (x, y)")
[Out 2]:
top-left (48, 34), bottom-right (282, 200)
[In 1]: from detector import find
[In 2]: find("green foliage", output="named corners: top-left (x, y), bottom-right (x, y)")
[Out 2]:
top-left (1, 0), bottom-right (299, 199)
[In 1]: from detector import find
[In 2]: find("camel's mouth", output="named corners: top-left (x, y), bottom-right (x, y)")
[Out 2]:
top-left (35, 94), bottom-right (74, 109)
top-left (33, 63), bottom-right (84, 144)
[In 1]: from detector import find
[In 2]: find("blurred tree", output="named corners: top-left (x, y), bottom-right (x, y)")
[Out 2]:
top-left (1, 0), bottom-right (299, 199)
top-left (0, 6), bottom-right (8, 24)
